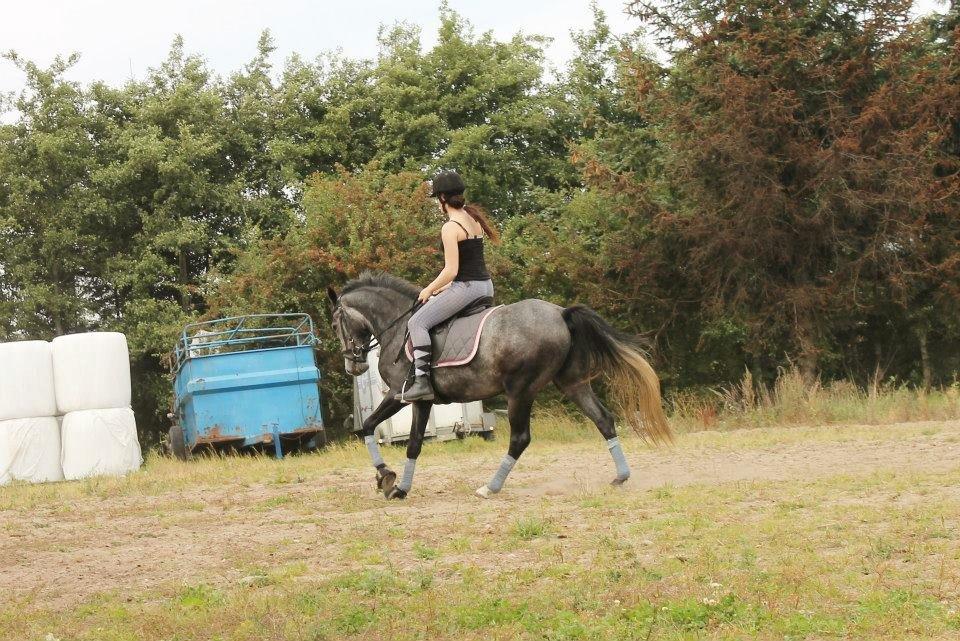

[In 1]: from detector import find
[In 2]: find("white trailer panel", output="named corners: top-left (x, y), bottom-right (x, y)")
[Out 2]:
top-left (352, 346), bottom-right (494, 444)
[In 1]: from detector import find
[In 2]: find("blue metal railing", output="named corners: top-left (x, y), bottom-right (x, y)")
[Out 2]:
top-left (174, 313), bottom-right (317, 371)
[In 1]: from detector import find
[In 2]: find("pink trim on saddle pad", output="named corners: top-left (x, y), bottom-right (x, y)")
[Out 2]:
top-left (405, 305), bottom-right (504, 368)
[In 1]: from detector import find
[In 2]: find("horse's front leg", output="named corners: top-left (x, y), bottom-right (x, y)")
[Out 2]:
top-left (361, 396), bottom-right (405, 495)
top-left (387, 401), bottom-right (432, 499)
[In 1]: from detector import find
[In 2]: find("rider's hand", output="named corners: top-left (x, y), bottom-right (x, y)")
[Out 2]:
top-left (418, 287), bottom-right (433, 303)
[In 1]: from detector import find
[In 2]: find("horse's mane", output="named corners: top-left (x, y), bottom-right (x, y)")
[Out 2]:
top-left (341, 271), bottom-right (419, 300)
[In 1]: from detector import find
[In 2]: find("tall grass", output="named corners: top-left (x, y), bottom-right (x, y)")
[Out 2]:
top-left (668, 367), bottom-right (960, 432)
top-left (4, 368), bottom-right (956, 509)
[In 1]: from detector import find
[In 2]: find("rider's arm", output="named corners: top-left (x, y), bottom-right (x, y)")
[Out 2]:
top-left (423, 222), bottom-right (461, 296)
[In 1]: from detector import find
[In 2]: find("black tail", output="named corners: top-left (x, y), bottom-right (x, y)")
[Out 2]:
top-left (562, 305), bottom-right (648, 376)
top-left (561, 305), bottom-right (672, 445)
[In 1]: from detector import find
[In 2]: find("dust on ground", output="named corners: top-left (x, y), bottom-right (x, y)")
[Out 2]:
top-left (3, 420), bottom-right (959, 608)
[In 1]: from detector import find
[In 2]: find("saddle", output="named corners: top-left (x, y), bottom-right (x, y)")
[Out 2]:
top-left (404, 296), bottom-right (503, 368)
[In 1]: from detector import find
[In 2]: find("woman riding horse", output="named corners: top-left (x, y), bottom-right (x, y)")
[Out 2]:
top-left (398, 170), bottom-right (499, 403)
top-left (328, 170), bottom-right (672, 500)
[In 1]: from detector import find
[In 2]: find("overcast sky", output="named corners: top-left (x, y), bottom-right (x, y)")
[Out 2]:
top-left (0, 0), bottom-right (634, 95)
top-left (0, 0), bottom-right (947, 99)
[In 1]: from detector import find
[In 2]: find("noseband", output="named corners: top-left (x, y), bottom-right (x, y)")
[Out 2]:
top-left (335, 304), bottom-right (377, 364)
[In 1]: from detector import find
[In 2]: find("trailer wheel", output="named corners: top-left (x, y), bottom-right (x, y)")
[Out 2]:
top-left (314, 430), bottom-right (328, 448)
top-left (168, 424), bottom-right (188, 460)
top-left (480, 430), bottom-right (495, 442)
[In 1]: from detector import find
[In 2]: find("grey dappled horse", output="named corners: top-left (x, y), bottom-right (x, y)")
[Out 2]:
top-left (328, 272), bottom-right (672, 499)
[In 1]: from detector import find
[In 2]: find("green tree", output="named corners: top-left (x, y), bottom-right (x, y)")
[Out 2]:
top-left (615, 0), bottom-right (925, 383)
top-left (90, 38), bottom-right (263, 434)
top-left (208, 166), bottom-right (444, 431)
top-left (272, 52), bottom-right (380, 184)
top-left (271, 6), bottom-right (580, 219)
top-left (837, 1), bottom-right (960, 388)
top-left (496, 8), bottom-right (678, 350)
top-left (221, 30), bottom-right (290, 233)
top-left (0, 53), bottom-right (109, 338)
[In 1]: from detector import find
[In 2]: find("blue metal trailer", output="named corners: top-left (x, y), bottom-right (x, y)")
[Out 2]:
top-left (168, 314), bottom-right (324, 459)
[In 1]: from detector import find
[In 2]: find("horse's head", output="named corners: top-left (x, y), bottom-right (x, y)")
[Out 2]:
top-left (328, 286), bottom-right (372, 376)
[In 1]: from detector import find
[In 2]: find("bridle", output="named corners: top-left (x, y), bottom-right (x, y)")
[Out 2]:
top-left (334, 300), bottom-right (420, 364)
top-left (335, 305), bottom-right (375, 364)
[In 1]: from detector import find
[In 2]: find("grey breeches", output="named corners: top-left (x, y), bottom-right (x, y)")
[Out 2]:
top-left (407, 279), bottom-right (494, 348)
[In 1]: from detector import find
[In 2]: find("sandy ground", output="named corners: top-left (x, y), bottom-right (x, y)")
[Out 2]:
top-left (3, 420), bottom-right (960, 609)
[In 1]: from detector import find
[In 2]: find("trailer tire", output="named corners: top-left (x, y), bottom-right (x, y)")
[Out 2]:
top-left (168, 424), bottom-right (188, 460)
top-left (480, 430), bottom-right (495, 442)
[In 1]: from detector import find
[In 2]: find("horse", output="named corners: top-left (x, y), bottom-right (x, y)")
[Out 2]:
top-left (327, 272), bottom-right (672, 499)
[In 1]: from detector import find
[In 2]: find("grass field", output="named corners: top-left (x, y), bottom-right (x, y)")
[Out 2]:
top-left (3, 393), bottom-right (960, 641)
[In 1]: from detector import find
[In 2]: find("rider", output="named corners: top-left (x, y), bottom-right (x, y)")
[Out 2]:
top-left (397, 170), bottom-right (499, 402)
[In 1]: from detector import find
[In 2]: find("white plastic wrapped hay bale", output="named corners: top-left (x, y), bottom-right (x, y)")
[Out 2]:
top-left (61, 408), bottom-right (142, 480)
top-left (0, 416), bottom-right (64, 485)
top-left (0, 340), bottom-right (58, 421)
top-left (52, 332), bottom-right (131, 414)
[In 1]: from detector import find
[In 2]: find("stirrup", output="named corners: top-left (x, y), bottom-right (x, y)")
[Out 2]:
top-left (393, 365), bottom-right (416, 403)
top-left (394, 377), bottom-right (435, 403)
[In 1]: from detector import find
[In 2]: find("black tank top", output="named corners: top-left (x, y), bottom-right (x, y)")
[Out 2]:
top-left (449, 220), bottom-right (491, 282)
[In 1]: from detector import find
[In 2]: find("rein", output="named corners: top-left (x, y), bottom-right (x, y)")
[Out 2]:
top-left (337, 300), bottom-right (420, 364)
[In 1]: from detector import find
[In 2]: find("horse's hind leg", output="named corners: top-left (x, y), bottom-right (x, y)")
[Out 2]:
top-left (476, 393), bottom-right (534, 498)
top-left (559, 382), bottom-right (631, 485)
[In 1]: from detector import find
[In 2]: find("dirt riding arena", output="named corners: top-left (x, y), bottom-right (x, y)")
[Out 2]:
top-left (4, 420), bottom-right (960, 640)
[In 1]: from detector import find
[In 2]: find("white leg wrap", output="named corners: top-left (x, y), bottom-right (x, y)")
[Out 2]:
top-left (607, 436), bottom-right (630, 481)
top-left (398, 457), bottom-right (416, 492)
top-left (486, 454), bottom-right (517, 493)
top-left (364, 435), bottom-right (385, 468)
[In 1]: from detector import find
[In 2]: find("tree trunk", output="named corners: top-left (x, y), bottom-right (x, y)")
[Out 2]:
top-left (51, 261), bottom-right (64, 336)
top-left (796, 315), bottom-right (819, 387)
top-left (179, 248), bottom-right (190, 312)
top-left (870, 342), bottom-right (883, 399)
top-left (917, 327), bottom-right (932, 393)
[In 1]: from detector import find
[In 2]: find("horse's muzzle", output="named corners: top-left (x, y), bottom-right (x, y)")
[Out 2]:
top-left (345, 360), bottom-right (369, 376)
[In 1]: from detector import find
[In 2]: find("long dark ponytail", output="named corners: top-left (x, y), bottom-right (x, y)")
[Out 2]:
top-left (441, 193), bottom-right (501, 243)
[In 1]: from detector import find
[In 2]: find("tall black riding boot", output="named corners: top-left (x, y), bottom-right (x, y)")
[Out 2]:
top-left (395, 347), bottom-right (435, 402)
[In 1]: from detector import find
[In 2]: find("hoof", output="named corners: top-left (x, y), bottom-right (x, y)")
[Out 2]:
top-left (475, 485), bottom-right (497, 499)
top-left (610, 475), bottom-right (630, 486)
top-left (377, 468), bottom-right (397, 497)
top-left (386, 486), bottom-right (407, 500)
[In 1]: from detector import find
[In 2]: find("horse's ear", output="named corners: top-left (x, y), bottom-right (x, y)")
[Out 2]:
top-left (327, 286), bottom-right (339, 307)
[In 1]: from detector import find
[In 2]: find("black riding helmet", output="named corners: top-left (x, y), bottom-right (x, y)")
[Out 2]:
top-left (428, 170), bottom-right (465, 198)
